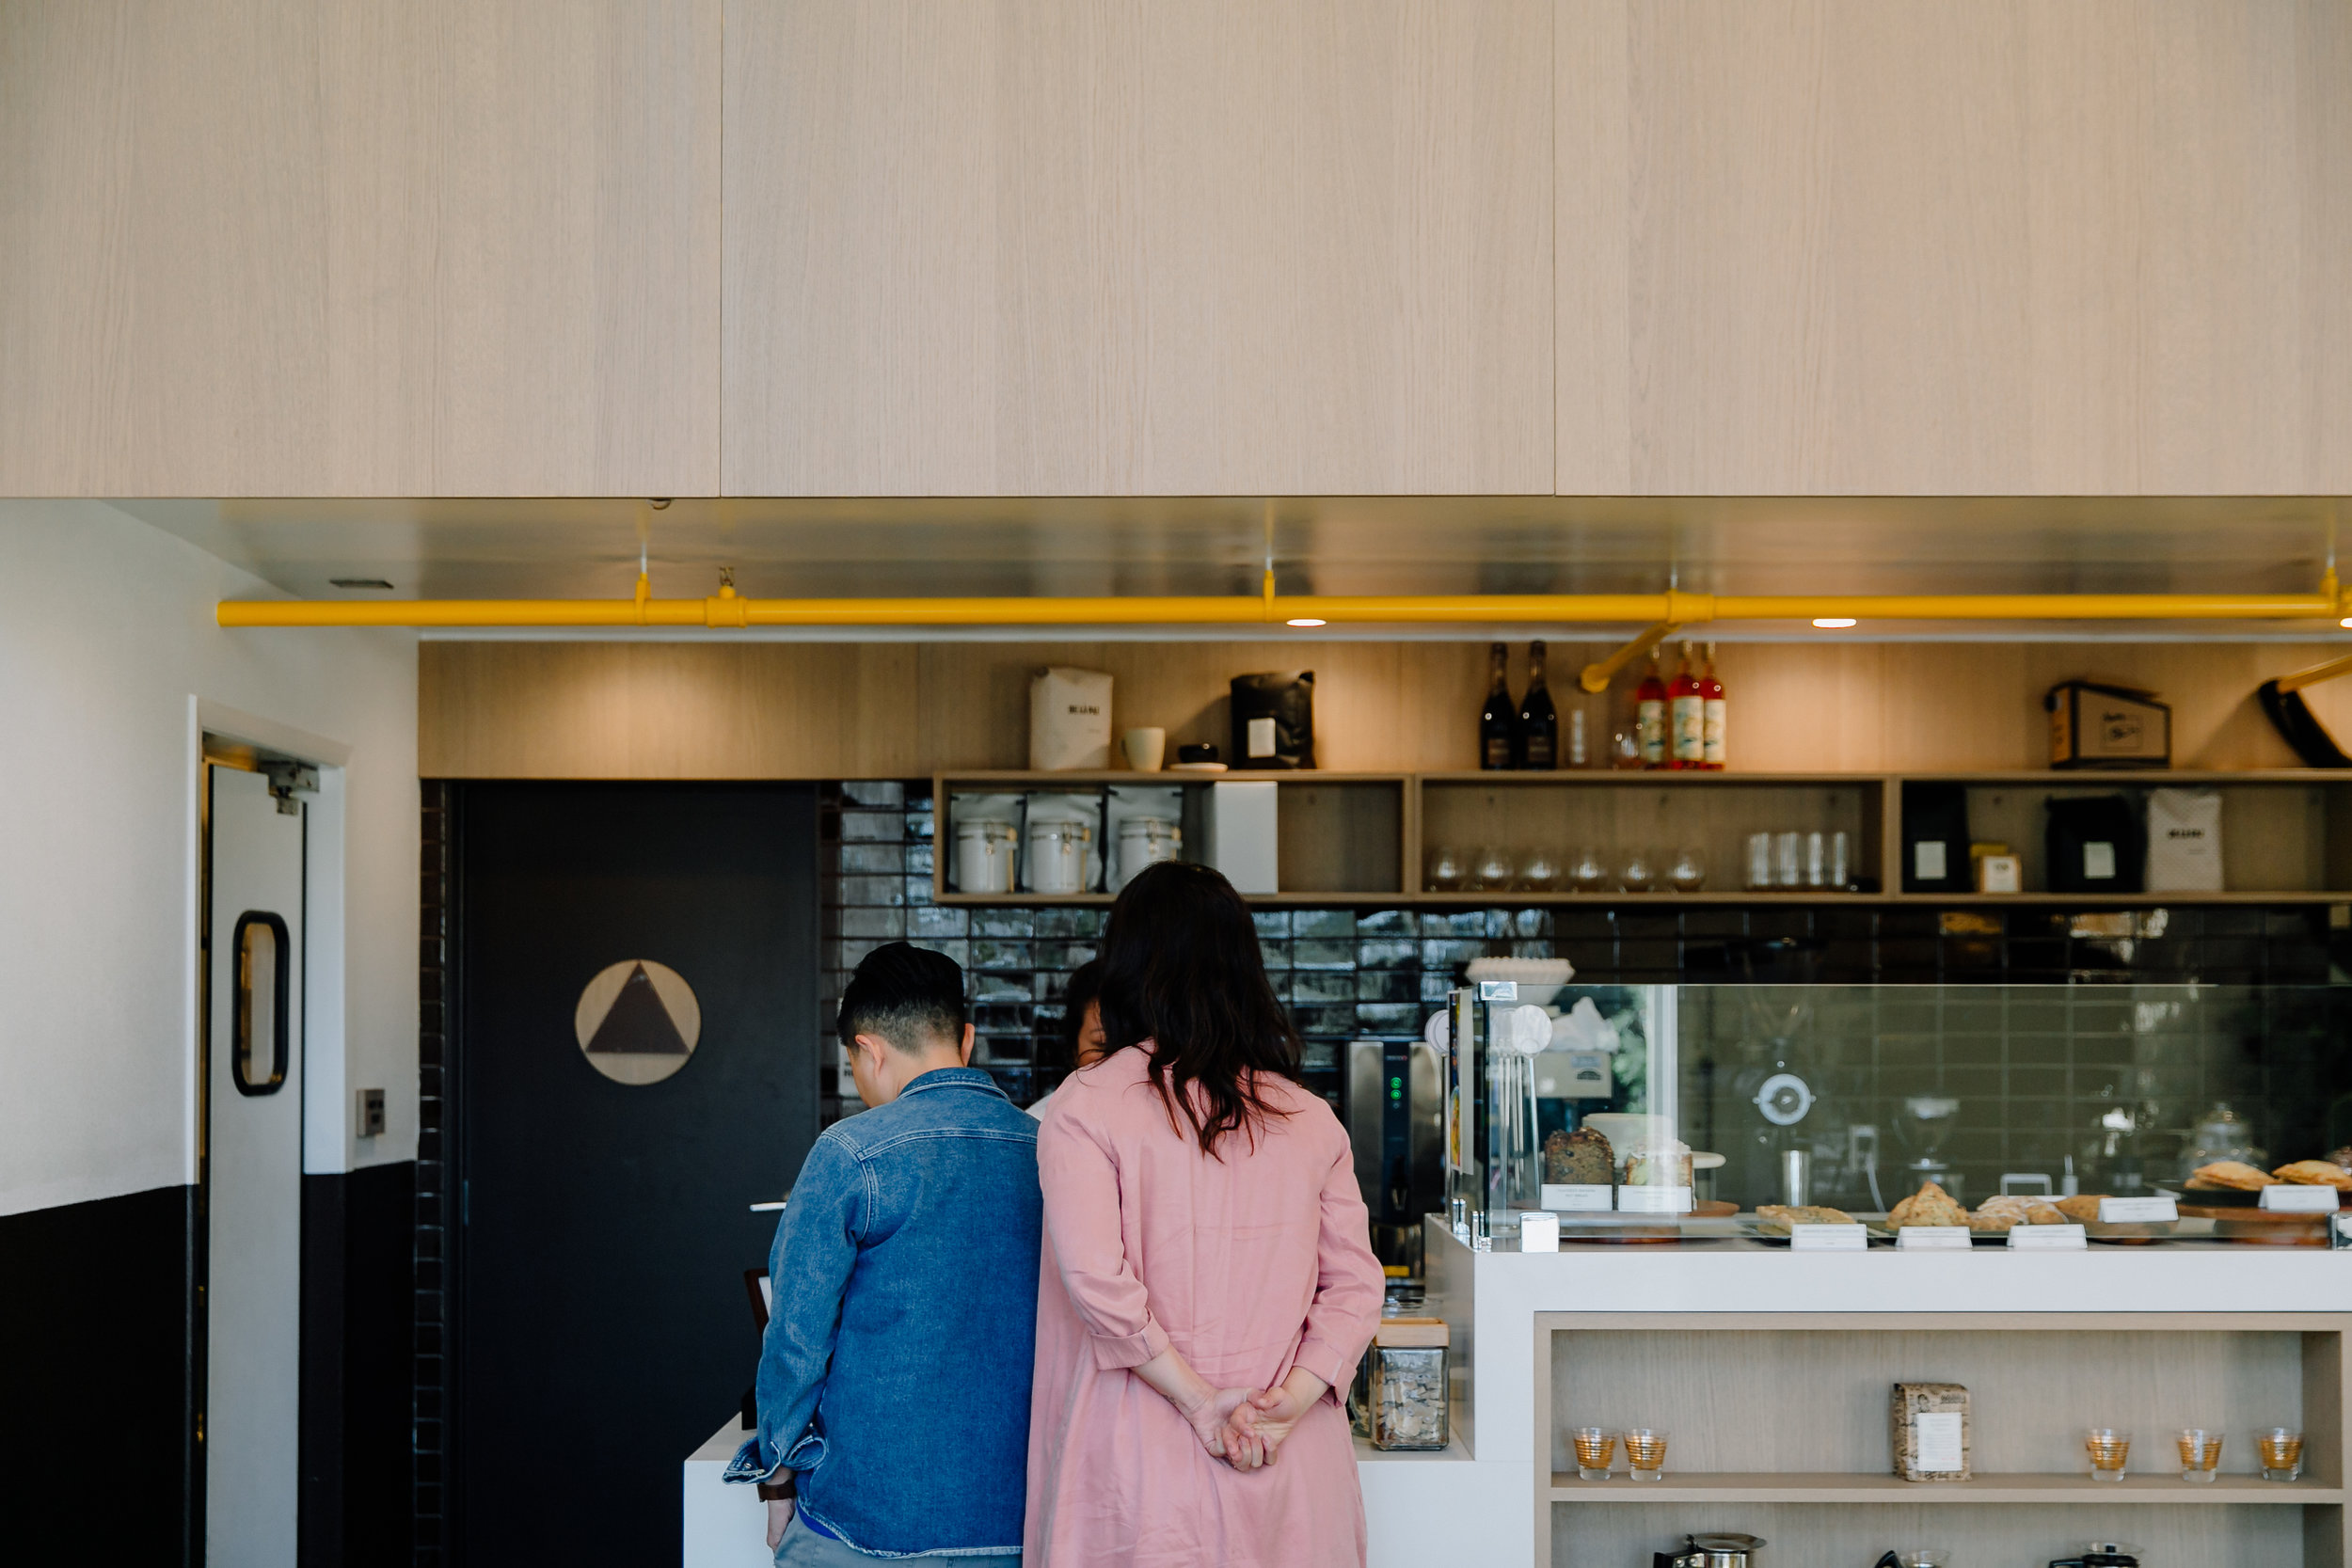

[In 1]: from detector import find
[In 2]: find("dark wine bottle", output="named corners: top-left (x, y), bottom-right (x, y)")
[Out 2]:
top-left (1518, 641), bottom-right (1558, 769)
top-left (1479, 641), bottom-right (1518, 770)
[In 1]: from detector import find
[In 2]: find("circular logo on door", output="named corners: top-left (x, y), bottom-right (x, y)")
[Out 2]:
top-left (574, 960), bottom-right (702, 1085)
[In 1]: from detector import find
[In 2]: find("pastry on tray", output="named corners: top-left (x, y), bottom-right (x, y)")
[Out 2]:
top-left (1756, 1203), bottom-right (1854, 1231)
top-left (2054, 1193), bottom-right (2107, 1223)
top-left (2272, 1159), bottom-right (2352, 1191)
top-left (2186, 1159), bottom-right (2278, 1191)
top-left (1543, 1125), bottom-right (1613, 1186)
top-left (1887, 1180), bottom-right (1967, 1228)
top-left (1967, 1195), bottom-right (2067, 1232)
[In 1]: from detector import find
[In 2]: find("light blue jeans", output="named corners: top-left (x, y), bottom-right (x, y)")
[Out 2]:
top-left (773, 1511), bottom-right (1021, 1567)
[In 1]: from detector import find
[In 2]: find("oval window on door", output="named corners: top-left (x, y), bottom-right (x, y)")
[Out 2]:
top-left (232, 911), bottom-right (290, 1096)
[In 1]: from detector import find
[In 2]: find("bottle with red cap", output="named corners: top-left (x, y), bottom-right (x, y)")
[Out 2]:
top-left (1668, 641), bottom-right (1704, 769)
top-left (1700, 641), bottom-right (1727, 770)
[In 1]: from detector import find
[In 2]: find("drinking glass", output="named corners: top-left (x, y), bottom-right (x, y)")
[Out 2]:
top-left (1423, 845), bottom-right (1467, 892)
top-left (1773, 831), bottom-right (1804, 889)
top-left (1668, 846), bottom-right (1708, 893)
top-left (1619, 847), bottom-right (1658, 894)
top-left (1570, 1426), bottom-right (1617, 1481)
top-left (2086, 1427), bottom-right (2132, 1481)
top-left (2176, 1428), bottom-right (2223, 1482)
top-left (1623, 1427), bottom-right (1669, 1481)
top-left (1831, 830), bottom-right (1851, 891)
top-left (1471, 845), bottom-right (1516, 892)
top-left (2258, 1427), bottom-right (2304, 1481)
top-left (1610, 729), bottom-right (1642, 769)
top-left (1804, 831), bottom-right (1827, 887)
top-left (1897, 1551), bottom-right (1948, 1568)
top-left (1568, 846), bottom-right (1611, 893)
top-left (1518, 847), bottom-right (1564, 891)
top-left (1745, 832), bottom-right (1774, 891)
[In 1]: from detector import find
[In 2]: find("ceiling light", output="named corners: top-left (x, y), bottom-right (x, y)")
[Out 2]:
top-left (330, 578), bottom-right (395, 590)
top-left (2340, 616), bottom-right (2352, 629)
top-left (1286, 617), bottom-right (1327, 627)
top-left (1812, 617), bottom-right (1857, 629)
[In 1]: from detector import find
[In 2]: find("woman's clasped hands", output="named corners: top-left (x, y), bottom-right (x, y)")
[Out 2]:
top-left (1214, 1369), bottom-right (1331, 1471)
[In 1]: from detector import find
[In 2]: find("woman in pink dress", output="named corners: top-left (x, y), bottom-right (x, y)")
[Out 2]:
top-left (1025, 862), bottom-right (1385, 1568)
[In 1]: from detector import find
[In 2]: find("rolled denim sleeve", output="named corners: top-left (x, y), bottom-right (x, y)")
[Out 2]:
top-left (723, 1133), bottom-right (865, 1484)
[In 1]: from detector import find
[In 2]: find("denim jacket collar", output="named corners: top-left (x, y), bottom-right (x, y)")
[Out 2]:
top-left (898, 1066), bottom-right (1005, 1101)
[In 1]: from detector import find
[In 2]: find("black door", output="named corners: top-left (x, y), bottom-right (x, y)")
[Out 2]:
top-left (451, 783), bottom-right (818, 1565)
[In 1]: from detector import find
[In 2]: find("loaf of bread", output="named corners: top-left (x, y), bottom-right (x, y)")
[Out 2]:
top-left (1543, 1126), bottom-right (1613, 1185)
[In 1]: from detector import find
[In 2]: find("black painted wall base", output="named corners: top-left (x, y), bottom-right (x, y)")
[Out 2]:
top-left (302, 1163), bottom-right (415, 1568)
top-left (0, 1184), bottom-right (197, 1560)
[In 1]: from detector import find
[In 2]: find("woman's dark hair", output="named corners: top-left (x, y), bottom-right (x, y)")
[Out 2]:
top-left (1046, 958), bottom-right (1104, 1071)
top-left (1096, 861), bottom-right (1299, 1156)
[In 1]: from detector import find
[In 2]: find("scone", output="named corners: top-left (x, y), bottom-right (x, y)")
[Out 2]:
top-left (1964, 1212), bottom-right (2012, 1233)
top-left (2025, 1201), bottom-right (2067, 1224)
top-left (2272, 1160), bottom-right (2352, 1191)
top-left (2054, 1193), bottom-right (2106, 1223)
top-left (1888, 1180), bottom-right (1967, 1228)
top-left (2186, 1160), bottom-right (2277, 1191)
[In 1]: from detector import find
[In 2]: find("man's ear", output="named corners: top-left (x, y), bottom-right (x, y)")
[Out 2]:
top-left (958, 1022), bottom-right (976, 1066)
top-left (851, 1032), bottom-right (892, 1069)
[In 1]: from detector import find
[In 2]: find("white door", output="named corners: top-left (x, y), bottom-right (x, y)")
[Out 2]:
top-left (207, 764), bottom-right (304, 1568)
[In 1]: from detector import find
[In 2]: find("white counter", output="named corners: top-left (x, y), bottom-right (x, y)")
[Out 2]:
top-left (684, 1227), bottom-right (2352, 1568)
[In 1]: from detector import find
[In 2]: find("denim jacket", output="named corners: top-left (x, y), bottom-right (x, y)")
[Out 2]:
top-left (726, 1068), bottom-right (1042, 1557)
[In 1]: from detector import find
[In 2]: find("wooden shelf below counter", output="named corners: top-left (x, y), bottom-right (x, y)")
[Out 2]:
top-left (1546, 1471), bottom-right (2344, 1505)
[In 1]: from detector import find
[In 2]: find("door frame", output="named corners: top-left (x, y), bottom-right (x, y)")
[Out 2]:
top-left (189, 699), bottom-right (350, 1566)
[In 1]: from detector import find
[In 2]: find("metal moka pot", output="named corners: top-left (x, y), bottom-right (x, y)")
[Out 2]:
top-left (1661, 1533), bottom-right (1765, 1568)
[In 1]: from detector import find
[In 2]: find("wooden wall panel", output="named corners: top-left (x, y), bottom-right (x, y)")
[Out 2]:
top-left (1561, 0), bottom-right (2352, 496)
top-left (723, 0), bottom-right (1554, 497)
top-left (421, 637), bottom-right (2352, 780)
top-left (0, 0), bottom-right (719, 498)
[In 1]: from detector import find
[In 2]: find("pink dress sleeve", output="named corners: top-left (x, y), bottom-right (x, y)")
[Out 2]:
top-left (1289, 1131), bottom-right (1386, 1394)
top-left (1037, 1111), bottom-right (1172, 1370)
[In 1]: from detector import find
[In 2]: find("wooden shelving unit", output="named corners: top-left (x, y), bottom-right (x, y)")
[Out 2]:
top-left (1535, 1311), bottom-right (2352, 1568)
top-left (932, 769), bottom-right (2352, 906)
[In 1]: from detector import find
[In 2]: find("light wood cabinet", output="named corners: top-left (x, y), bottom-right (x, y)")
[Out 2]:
top-left (723, 0), bottom-right (1556, 497)
top-left (1557, 0), bottom-right (2352, 496)
top-left (0, 0), bottom-right (719, 498)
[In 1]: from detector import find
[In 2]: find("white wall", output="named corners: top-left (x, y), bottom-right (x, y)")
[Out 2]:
top-left (0, 499), bottom-right (417, 1214)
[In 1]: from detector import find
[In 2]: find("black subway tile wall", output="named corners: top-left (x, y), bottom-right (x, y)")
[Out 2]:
top-left (817, 784), bottom-right (2352, 1169)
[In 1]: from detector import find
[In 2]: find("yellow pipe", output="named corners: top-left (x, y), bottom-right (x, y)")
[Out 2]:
top-left (1579, 621), bottom-right (1681, 694)
top-left (217, 588), bottom-right (2346, 629)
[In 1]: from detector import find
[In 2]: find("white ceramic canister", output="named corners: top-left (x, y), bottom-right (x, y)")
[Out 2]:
top-left (1025, 819), bottom-right (1093, 895)
top-left (1116, 817), bottom-right (1181, 889)
top-left (955, 820), bottom-right (1018, 895)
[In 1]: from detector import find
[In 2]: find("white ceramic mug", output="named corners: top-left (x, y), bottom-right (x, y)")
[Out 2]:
top-left (1121, 727), bottom-right (1167, 772)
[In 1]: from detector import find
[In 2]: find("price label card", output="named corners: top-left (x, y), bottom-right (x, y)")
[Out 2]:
top-left (2098, 1196), bottom-right (2179, 1223)
top-left (1896, 1226), bottom-right (1971, 1251)
top-left (1541, 1183), bottom-right (1615, 1212)
top-left (2008, 1223), bottom-right (2088, 1250)
top-left (2260, 1185), bottom-right (2343, 1212)
top-left (1616, 1185), bottom-right (1694, 1215)
top-left (1517, 1212), bottom-right (1560, 1252)
top-left (1789, 1224), bottom-right (1867, 1251)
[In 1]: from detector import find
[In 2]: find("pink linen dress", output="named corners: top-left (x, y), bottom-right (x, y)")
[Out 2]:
top-left (1025, 1045), bottom-right (1385, 1568)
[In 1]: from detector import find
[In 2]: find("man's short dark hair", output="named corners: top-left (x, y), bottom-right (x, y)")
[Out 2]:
top-left (836, 942), bottom-right (968, 1053)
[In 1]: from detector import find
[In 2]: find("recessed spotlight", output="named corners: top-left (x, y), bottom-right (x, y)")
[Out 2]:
top-left (1286, 617), bottom-right (1327, 627)
top-left (1812, 617), bottom-right (1857, 629)
top-left (330, 578), bottom-right (395, 591)
top-left (2340, 616), bottom-right (2352, 629)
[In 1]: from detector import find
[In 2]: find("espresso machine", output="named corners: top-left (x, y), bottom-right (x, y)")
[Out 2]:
top-left (1343, 1037), bottom-right (1443, 1273)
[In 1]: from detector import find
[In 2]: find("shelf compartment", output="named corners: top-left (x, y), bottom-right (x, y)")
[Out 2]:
top-left (1546, 1471), bottom-right (2344, 1504)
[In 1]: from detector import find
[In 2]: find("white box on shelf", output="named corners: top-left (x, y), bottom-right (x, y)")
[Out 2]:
top-left (1517, 1212), bottom-right (1560, 1252)
top-left (1202, 782), bottom-right (1279, 894)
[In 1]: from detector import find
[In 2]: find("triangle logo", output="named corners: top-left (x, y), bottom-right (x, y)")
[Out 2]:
top-left (585, 962), bottom-right (691, 1054)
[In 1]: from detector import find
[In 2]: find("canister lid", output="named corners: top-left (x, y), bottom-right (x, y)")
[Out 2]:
top-left (1374, 1317), bottom-right (1449, 1348)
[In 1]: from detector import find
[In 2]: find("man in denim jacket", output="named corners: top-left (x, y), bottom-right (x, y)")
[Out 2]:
top-left (727, 942), bottom-right (1041, 1561)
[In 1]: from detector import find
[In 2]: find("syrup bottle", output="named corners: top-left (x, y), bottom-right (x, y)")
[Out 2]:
top-left (1700, 641), bottom-right (1727, 770)
top-left (1635, 650), bottom-right (1668, 769)
top-left (1668, 641), bottom-right (1704, 769)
